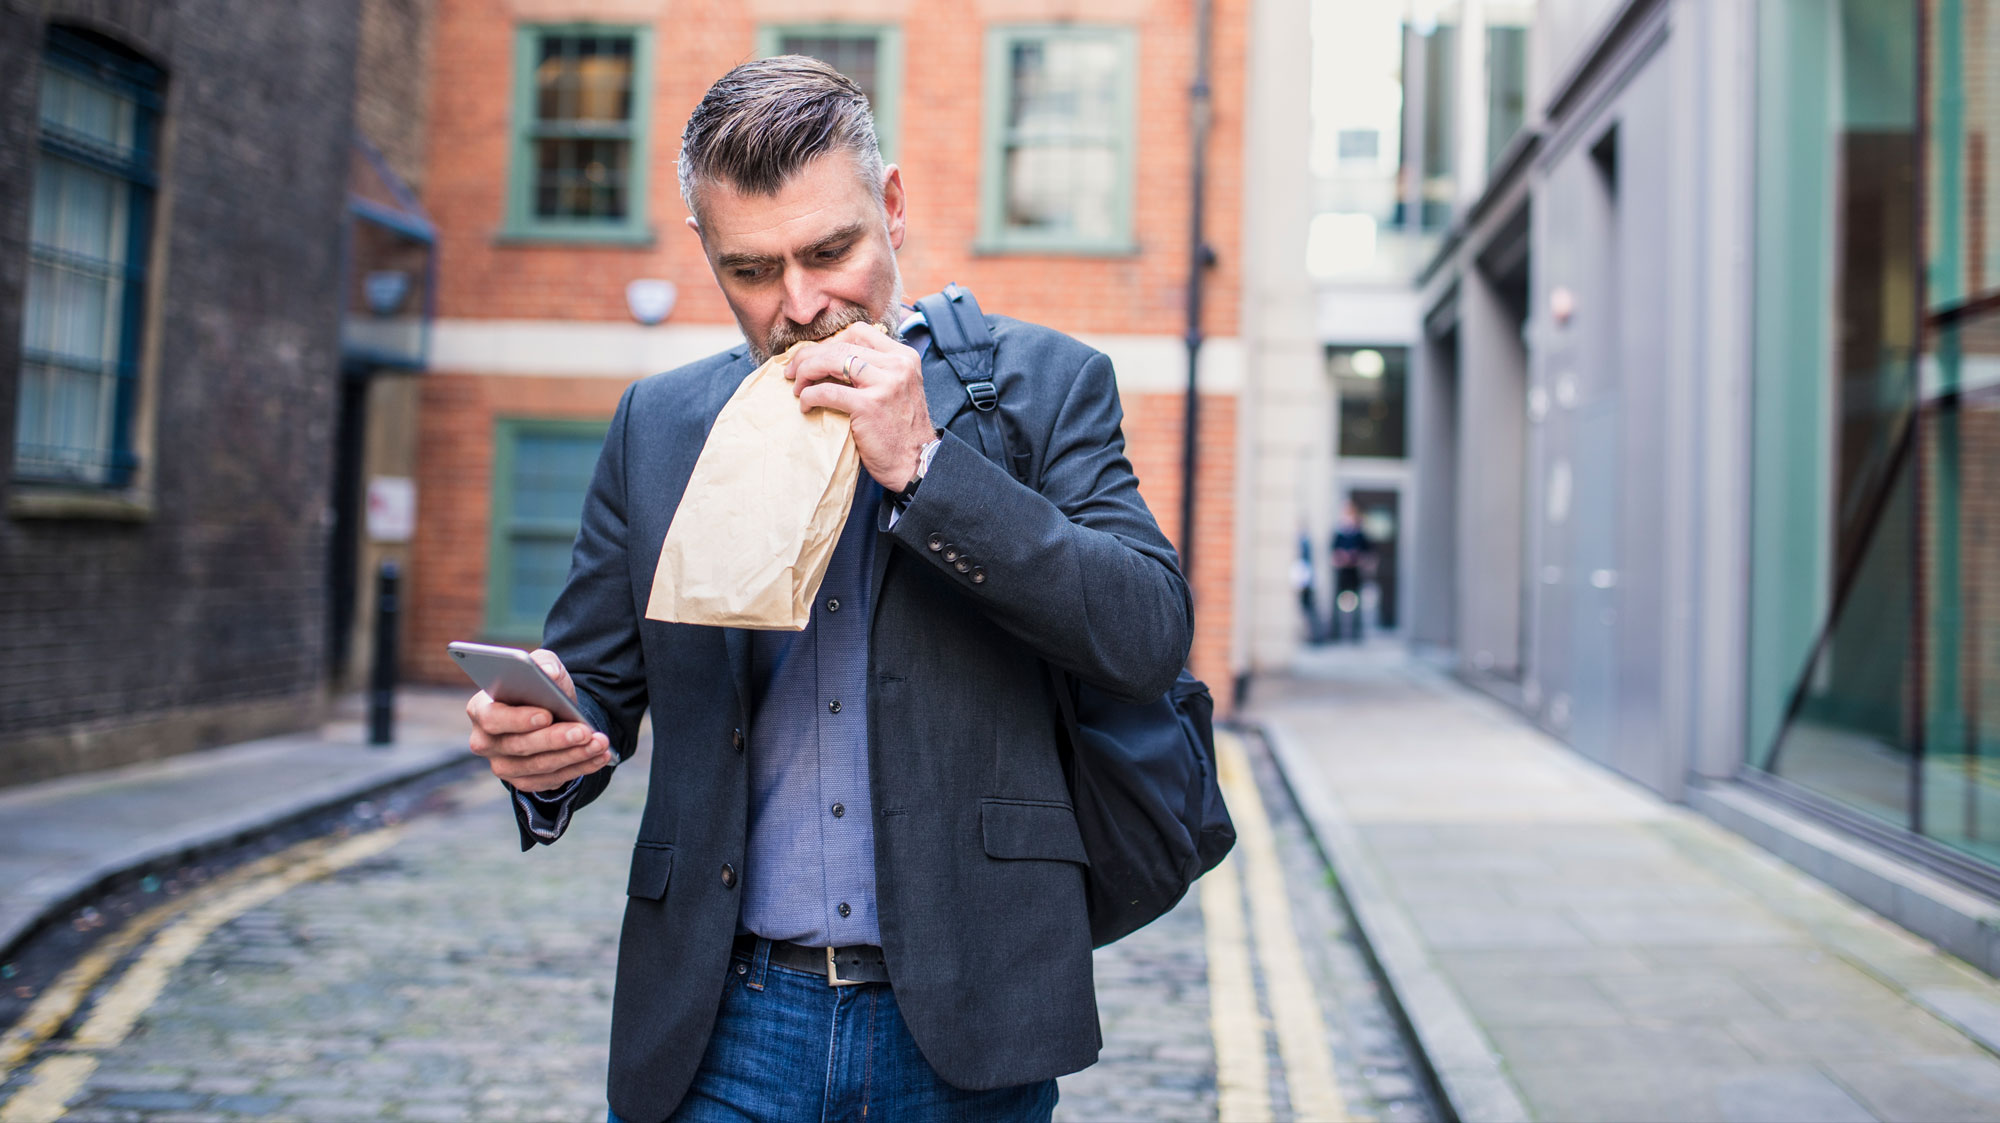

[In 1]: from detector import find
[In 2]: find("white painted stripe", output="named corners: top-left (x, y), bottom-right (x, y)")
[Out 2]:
top-left (1217, 730), bottom-right (1352, 1122)
top-left (1202, 852), bottom-right (1273, 1123)
top-left (429, 319), bottom-right (1246, 394)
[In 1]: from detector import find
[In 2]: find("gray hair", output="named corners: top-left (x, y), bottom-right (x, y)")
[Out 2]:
top-left (677, 55), bottom-right (885, 220)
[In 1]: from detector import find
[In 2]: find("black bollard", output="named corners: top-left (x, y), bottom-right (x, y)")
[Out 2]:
top-left (369, 560), bottom-right (400, 745)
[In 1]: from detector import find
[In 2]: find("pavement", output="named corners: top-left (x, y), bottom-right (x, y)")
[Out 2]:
top-left (0, 689), bottom-right (476, 965)
top-left (1252, 639), bottom-right (2000, 1122)
top-left (0, 708), bottom-right (1436, 1122)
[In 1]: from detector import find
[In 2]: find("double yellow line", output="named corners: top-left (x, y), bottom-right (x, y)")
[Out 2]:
top-left (0, 829), bottom-right (404, 1123)
top-left (1203, 730), bottom-right (1353, 1123)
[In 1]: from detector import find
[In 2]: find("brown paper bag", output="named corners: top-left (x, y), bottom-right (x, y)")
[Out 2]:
top-left (645, 340), bottom-right (862, 630)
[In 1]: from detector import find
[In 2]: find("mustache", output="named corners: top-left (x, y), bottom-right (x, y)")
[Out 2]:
top-left (761, 304), bottom-right (881, 360)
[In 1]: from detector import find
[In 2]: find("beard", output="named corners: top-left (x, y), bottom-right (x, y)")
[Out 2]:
top-left (755, 302), bottom-right (881, 364)
top-left (746, 268), bottom-right (906, 364)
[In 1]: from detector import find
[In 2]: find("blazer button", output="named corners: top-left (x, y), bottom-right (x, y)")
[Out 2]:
top-left (954, 558), bottom-right (971, 573)
top-left (721, 863), bottom-right (737, 889)
top-left (970, 566), bottom-right (987, 585)
top-left (927, 533), bottom-right (945, 552)
top-left (731, 728), bottom-right (744, 752)
top-left (942, 546), bottom-right (960, 563)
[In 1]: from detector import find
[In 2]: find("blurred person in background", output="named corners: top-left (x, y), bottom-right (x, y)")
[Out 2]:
top-left (461, 57), bottom-right (1191, 1123)
top-left (1330, 501), bottom-right (1373, 643)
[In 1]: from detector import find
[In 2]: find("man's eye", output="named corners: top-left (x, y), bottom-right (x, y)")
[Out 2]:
top-left (817, 245), bottom-right (851, 263)
top-left (733, 267), bottom-right (768, 282)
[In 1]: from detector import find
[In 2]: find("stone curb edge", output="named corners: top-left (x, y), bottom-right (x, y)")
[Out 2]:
top-left (1247, 717), bottom-right (1534, 1123)
top-left (0, 745), bottom-right (477, 965)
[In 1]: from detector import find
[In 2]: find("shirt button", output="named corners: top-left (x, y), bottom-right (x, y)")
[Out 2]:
top-left (721, 863), bottom-right (737, 889)
top-left (731, 728), bottom-right (745, 752)
top-left (828, 699), bottom-right (842, 714)
top-left (832, 802), bottom-right (846, 818)
top-left (826, 597), bottom-right (840, 613)
top-left (942, 545), bottom-right (961, 563)
top-left (927, 533), bottom-right (945, 552)
top-left (971, 567), bottom-right (987, 585)
top-left (838, 902), bottom-right (852, 918)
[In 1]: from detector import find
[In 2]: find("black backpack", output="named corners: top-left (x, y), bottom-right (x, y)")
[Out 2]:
top-left (914, 284), bottom-right (1237, 947)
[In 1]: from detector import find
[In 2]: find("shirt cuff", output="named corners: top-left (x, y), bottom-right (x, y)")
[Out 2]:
top-left (514, 777), bottom-right (582, 840)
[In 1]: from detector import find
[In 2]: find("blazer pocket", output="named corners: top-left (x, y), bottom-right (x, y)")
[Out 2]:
top-left (980, 799), bottom-right (1089, 866)
top-left (626, 843), bottom-right (675, 899)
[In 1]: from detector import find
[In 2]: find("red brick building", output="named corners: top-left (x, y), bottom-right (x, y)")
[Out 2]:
top-left (406, 0), bottom-right (1317, 702)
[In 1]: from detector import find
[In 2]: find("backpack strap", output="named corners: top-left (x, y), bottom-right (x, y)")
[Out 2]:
top-left (916, 284), bottom-right (1081, 786)
top-left (915, 284), bottom-right (1011, 471)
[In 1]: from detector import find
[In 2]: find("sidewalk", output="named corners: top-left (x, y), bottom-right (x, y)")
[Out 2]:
top-left (0, 689), bottom-right (475, 963)
top-left (1253, 642), bottom-right (2000, 1122)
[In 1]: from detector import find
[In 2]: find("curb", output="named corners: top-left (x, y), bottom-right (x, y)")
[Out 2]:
top-left (1251, 717), bottom-right (1534, 1123)
top-left (0, 743), bottom-right (476, 965)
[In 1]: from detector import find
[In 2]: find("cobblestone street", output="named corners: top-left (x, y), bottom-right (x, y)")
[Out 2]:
top-left (0, 731), bottom-right (1433, 1123)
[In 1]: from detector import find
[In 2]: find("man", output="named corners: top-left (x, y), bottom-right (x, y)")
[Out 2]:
top-left (464, 57), bottom-right (1191, 1123)
top-left (1329, 500), bottom-right (1373, 643)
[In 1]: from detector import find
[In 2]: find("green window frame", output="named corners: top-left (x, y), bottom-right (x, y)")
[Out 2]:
top-left (17, 27), bottom-right (163, 489)
top-left (978, 25), bottom-right (1138, 254)
top-left (502, 24), bottom-right (653, 244)
top-left (485, 418), bottom-right (609, 643)
top-left (756, 23), bottom-right (903, 164)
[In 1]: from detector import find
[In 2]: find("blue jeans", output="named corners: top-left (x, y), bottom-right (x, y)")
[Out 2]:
top-left (610, 941), bottom-right (1058, 1123)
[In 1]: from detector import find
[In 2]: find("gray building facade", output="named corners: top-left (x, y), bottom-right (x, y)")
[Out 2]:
top-left (1415, 0), bottom-right (2000, 972)
top-left (0, 0), bottom-right (364, 784)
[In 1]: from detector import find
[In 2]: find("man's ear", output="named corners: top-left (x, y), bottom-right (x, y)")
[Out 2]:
top-left (685, 215), bottom-right (702, 238)
top-left (882, 165), bottom-right (906, 251)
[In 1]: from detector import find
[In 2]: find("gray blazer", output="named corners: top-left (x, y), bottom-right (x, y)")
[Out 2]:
top-left (524, 313), bottom-right (1193, 1121)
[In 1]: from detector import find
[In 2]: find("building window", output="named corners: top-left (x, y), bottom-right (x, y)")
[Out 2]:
top-left (757, 24), bottom-right (903, 162)
top-left (15, 28), bottom-right (162, 488)
top-left (504, 25), bottom-right (651, 243)
top-left (980, 26), bottom-right (1137, 253)
top-left (486, 419), bottom-right (608, 641)
top-left (1329, 347), bottom-right (1408, 459)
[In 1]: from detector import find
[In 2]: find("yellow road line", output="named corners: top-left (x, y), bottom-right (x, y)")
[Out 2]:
top-left (0, 829), bottom-right (403, 1123)
top-left (1217, 730), bottom-right (1351, 1122)
top-left (1202, 852), bottom-right (1272, 1123)
top-left (0, 836), bottom-right (344, 1084)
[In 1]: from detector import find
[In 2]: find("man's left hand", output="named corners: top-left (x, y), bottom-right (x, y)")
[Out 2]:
top-left (788, 323), bottom-right (933, 491)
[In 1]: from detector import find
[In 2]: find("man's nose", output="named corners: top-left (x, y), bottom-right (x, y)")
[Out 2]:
top-left (780, 271), bottom-right (829, 327)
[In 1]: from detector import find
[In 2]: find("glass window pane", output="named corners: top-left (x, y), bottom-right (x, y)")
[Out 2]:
top-left (17, 32), bottom-right (154, 487)
top-left (1749, 0), bottom-right (1922, 808)
top-left (1005, 142), bottom-right (1117, 240)
top-left (1008, 37), bottom-right (1118, 140)
top-left (780, 34), bottom-right (880, 108)
top-left (1329, 347), bottom-right (1409, 459)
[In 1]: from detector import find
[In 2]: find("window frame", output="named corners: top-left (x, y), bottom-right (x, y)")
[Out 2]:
top-left (484, 416), bottom-right (610, 643)
top-left (755, 23), bottom-right (904, 165)
top-left (15, 27), bottom-right (164, 493)
top-left (978, 24), bottom-right (1139, 255)
top-left (501, 23), bottom-right (654, 245)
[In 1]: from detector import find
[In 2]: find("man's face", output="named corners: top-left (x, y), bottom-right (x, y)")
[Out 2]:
top-left (689, 153), bottom-right (907, 363)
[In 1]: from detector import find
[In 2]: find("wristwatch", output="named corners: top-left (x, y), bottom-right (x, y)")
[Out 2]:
top-left (893, 433), bottom-right (943, 509)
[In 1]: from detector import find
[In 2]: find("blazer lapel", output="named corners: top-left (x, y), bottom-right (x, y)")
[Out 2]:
top-left (693, 346), bottom-right (758, 723)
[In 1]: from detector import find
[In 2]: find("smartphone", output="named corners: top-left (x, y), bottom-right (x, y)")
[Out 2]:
top-left (447, 641), bottom-right (595, 730)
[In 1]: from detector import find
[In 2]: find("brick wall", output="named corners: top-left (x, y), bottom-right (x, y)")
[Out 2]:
top-left (0, 0), bottom-right (362, 784)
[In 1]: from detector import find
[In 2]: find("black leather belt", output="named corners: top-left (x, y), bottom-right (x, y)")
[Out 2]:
top-left (733, 934), bottom-right (890, 987)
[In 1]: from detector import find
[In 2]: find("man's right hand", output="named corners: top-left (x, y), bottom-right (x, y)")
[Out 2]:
top-left (465, 648), bottom-right (615, 792)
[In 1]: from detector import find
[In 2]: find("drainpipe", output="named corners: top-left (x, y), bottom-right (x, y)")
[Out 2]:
top-left (1180, 0), bottom-right (1215, 583)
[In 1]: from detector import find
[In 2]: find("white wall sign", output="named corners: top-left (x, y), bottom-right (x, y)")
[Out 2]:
top-left (366, 477), bottom-right (417, 543)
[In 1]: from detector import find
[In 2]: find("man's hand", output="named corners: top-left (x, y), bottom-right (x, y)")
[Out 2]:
top-left (465, 649), bottom-right (614, 793)
top-left (787, 322), bottom-right (934, 491)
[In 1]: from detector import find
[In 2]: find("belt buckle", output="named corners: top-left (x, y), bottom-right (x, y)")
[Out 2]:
top-left (825, 946), bottom-right (861, 987)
